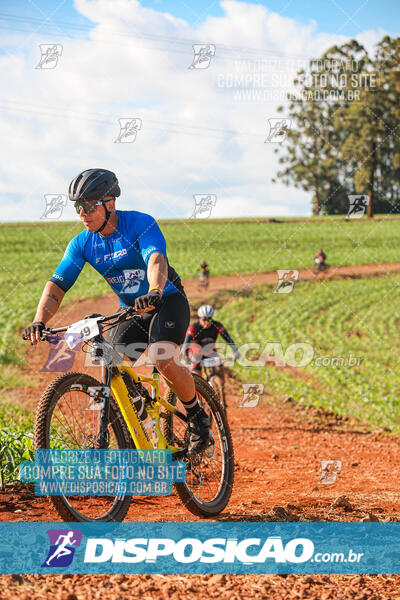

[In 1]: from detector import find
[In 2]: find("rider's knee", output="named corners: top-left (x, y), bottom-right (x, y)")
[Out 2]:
top-left (148, 341), bottom-right (177, 366)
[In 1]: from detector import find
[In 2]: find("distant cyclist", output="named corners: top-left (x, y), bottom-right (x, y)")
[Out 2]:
top-left (198, 261), bottom-right (210, 288)
top-left (314, 248), bottom-right (327, 271)
top-left (183, 305), bottom-right (239, 387)
top-left (23, 168), bottom-right (211, 453)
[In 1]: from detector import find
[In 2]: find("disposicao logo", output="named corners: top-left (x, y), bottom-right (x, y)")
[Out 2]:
top-left (42, 529), bottom-right (82, 567)
top-left (83, 536), bottom-right (314, 564)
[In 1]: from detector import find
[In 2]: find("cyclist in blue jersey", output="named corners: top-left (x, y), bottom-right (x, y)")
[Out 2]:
top-left (24, 168), bottom-right (211, 453)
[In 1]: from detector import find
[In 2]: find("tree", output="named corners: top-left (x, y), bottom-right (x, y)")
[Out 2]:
top-left (333, 40), bottom-right (400, 217)
top-left (273, 39), bottom-right (400, 215)
top-left (273, 40), bottom-right (370, 215)
top-left (374, 36), bottom-right (400, 212)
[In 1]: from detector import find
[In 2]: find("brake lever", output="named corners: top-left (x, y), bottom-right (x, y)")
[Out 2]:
top-left (123, 304), bottom-right (156, 319)
top-left (124, 306), bottom-right (146, 318)
top-left (134, 305), bottom-right (157, 316)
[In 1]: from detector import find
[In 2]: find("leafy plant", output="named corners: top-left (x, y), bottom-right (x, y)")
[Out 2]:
top-left (0, 426), bottom-right (34, 489)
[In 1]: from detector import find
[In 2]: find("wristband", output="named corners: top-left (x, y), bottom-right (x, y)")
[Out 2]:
top-left (149, 286), bottom-right (162, 294)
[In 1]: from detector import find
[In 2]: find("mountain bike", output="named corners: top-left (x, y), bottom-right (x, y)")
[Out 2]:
top-left (313, 259), bottom-right (329, 274)
top-left (23, 308), bottom-right (234, 522)
top-left (198, 271), bottom-right (209, 290)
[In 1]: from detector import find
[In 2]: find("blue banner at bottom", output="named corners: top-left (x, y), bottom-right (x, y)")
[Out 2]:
top-left (1, 522), bottom-right (400, 574)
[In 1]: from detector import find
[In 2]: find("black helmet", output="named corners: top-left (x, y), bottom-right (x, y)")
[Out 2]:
top-left (68, 169), bottom-right (120, 202)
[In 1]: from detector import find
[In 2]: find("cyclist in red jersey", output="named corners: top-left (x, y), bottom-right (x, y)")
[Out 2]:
top-left (183, 305), bottom-right (239, 386)
top-left (315, 248), bottom-right (327, 266)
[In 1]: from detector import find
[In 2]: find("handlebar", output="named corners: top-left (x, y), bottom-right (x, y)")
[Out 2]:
top-left (22, 306), bottom-right (141, 341)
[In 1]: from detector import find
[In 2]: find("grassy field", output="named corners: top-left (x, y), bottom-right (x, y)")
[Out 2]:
top-left (0, 216), bottom-right (399, 405)
top-left (212, 275), bottom-right (400, 432)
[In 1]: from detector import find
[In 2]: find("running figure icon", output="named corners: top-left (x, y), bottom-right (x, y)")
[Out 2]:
top-left (45, 531), bottom-right (78, 566)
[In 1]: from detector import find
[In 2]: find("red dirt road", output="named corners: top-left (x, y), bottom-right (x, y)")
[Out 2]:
top-left (3, 381), bottom-right (400, 598)
top-left (2, 263), bottom-right (400, 598)
top-left (2, 386), bottom-right (400, 598)
top-left (182, 261), bottom-right (400, 297)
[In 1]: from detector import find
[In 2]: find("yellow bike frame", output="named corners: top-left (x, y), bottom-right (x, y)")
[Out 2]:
top-left (110, 364), bottom-right (182, 454)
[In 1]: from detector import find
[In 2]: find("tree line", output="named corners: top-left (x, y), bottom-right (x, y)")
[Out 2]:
top-left (273, 37), bottom-right (400, 217)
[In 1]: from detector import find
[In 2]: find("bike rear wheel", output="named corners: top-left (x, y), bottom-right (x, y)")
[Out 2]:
top-left (160, 374), bottom-right (234, 517)
top-left (34, 372), bottom-right (133, 522)
top-left (198, 274), bottom-right (209, 288)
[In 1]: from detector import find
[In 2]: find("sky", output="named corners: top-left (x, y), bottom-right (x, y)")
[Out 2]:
top-left (0, 0), bottom-right (398, 220)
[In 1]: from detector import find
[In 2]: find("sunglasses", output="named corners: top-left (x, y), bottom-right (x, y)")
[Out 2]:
top-left (74, 199), bottom-right (110, 214)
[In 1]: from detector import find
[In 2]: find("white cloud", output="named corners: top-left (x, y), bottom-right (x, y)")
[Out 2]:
top-left (0, 0), bottom-right (388, 220)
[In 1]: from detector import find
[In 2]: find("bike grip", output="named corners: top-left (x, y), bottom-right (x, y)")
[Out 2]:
top-left (21, 334), bottom-right (35, 346)
top-left (22, 329), bottom-right (50, 341)
top-left (22, 332), bottom-right (37, 341)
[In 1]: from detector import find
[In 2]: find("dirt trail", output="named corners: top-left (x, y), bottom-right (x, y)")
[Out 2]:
top-left (4, 382), bottom-right (400, 523)
top-left (2, 383), bottom-right (400, 598)
top-left (3, 263), bottom-right (400, 598)
top-left (182, 261), bottom-right (400, 297)
top-left (7, 261), bottom-right (400, 410)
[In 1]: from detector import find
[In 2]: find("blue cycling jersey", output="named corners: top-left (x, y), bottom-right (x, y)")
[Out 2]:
top-left (49, 210), bottom-right (183, 306)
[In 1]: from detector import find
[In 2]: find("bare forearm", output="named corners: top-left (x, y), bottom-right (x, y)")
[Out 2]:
top-left (147, 253), bottom-right (168, 292)
top-left (34, 281), bottom-right (65, 324)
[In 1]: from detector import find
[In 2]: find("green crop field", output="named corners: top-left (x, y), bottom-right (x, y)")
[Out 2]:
top-left (0, 216), bottom-right (399, 419)
top-left (213, 275), bottom-right (400, 432)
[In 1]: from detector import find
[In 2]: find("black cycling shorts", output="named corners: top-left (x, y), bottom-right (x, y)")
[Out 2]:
top-left (106, 292), bottom-right (190, 363)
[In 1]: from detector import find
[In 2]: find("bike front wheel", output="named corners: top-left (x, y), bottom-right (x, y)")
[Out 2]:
top-left (34, 372), bottom-right (133, 522)
top-left (161, 374), bottom-right (234, 517)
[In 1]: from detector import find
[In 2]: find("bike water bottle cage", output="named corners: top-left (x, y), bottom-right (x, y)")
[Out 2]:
top-left (74, 199), bottom-right (110, 214)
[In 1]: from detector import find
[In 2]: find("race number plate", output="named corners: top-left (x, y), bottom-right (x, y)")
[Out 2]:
top-left (64, 318), bottom-right (100, 349)
top-left (202, 356), bottom-right (221, 367)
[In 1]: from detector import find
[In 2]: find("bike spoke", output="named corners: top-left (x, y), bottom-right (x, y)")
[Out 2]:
top-left (169, 391), bottom-right (226, 505)
top-left (47, 383), bottom-right (126, 520)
